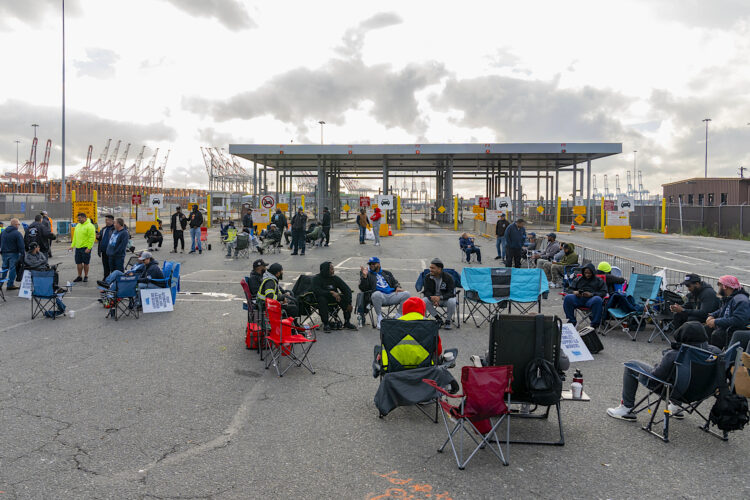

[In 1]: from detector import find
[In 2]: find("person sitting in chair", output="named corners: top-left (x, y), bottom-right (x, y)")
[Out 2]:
top-left (706, 275), bottom-right (750, 350)
top-left (306, 223), bottom-right (323, 245)
top-left (459, 233), bottom-right (482, 263)
top-left (226, 227), bottom-right (251, 257)
top-left (422, 258), bottom-right (457, 330)
top-left (24, 241), bottom-right (49, 270)
top-left (258, 263), bottom-right (298, 319)
top-left (144, 224), bottom-right (163, 251)
top-left (669, 273), bottom-right (721, 331)
top-left (246, 259), bottom-right (267, 297)
top-left (596, 261), bottom-right (626, 295)
top-left (538, 242), bottom-right (578, 288)
top-left (562, 263), bottom-right (608, 330)
top-left (607, 322), bottom-right (719, 421)
top-left (313, 261), bottom-right (357, 332)
top-left (97, 251), bottom-right (165, 290)
top-left (262, 224), bottom-right (282, 251)
top-left (220, 220), bottom-right (235, 240)
top-left (531, 232), bottom-right (560, 265)
top-left (359, 256), bottom-right (411, 329)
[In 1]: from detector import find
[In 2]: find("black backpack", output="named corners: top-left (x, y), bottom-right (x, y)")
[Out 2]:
top-left (525, 315), bottom-right (563, 406)
top-left (710, 383), bottom-right (750, 432)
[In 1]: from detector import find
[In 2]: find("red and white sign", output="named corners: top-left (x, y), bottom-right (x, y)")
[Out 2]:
top-left (359, 196), bottom-right (371, 208)
top-left (261, 195), bottom-right (276, 210)
top-left (479, 197), bottom-right (490, 208)
top-left (603, 200), bottom-right (615, 212)
top-left (132, 194), bottom-right (142, 205)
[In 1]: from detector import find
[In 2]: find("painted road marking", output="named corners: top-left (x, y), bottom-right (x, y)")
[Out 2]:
top-left (728, 266), bottom-right (750, 274)
top-left (665, 251), bottom-right (711, 263)
top-left (693, 245), bottom-right (727, 253)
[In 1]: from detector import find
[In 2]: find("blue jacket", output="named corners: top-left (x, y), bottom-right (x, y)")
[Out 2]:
top-left (107, 228), bottom-right (129, 258)
top-left (458, 236), bottom-right (476, 249)
top-left (505, 223), bottom-right (526, 249)
top-left (0, 225), bottom-right (25, 256)
top-left (710, 288), bottom-right (750, 332)
top-left (98, 224), bottom-right (115, 257)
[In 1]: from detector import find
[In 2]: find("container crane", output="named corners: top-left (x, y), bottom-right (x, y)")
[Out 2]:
top-left (603, 174), bottom-right (610, 200)
top-left (615, 174), bottom-right (621, 196)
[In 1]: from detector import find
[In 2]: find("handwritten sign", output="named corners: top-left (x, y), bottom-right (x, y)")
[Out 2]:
top-left (18, 270), bottom-right (32, 299)
top-left (140, 288), bottom-right (174, 313)
top-left (561, 323), bottom-right (593, 362)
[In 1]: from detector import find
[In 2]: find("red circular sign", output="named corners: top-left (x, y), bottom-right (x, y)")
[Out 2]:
top-left (261, 195), bottom-right (275, 209)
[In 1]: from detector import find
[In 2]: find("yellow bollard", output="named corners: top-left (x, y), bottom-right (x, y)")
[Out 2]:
top-left (556, 196), bottom-right (561, 232)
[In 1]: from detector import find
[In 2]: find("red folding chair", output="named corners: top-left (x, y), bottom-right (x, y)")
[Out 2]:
top-left (264, 298), bottom-right (317, 376)
top-left (200, 226), bottom-right (208, 249)
top-left (424, 365), bottom-right (513, 470)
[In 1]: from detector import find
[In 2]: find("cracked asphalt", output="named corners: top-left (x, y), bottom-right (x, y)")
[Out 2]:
top-left (1, 225), bottom-right (748, 499)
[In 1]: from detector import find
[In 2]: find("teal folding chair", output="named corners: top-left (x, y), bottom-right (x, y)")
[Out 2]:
top-left (600, 273), bottom-right (665, 342)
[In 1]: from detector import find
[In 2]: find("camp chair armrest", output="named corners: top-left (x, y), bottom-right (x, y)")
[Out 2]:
top-left (439, 348), bottom-right (458, 369)
top-left (623, 362), bottom-right (673, 387)
top-left (422, 378), bottom-right (463, 398)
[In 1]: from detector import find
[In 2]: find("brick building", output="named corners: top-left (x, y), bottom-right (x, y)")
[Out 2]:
top-left (662, 177), bottom-right (750, 206)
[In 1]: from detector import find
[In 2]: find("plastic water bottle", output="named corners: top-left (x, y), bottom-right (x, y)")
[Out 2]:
top-left (571, 369), bottom-right (583, 399)
top-left (303, 325), bottom-right (313, 339)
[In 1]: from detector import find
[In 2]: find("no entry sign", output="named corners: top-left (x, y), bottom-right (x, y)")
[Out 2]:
top-left (359, 196), bottom-right (371, 208)
top-left (261, 195), bottom-right (276, 210)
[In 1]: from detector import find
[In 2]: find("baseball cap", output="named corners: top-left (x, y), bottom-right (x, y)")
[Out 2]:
top-left (138, 251), bottom-right (153, 261)
top-left (683, 274), bottom-right (701, 285)
top-left (516, 218), bottom-right (526, 224)
top-left (529, 232), bottom-right (536, 237)
top-left (269, 263), bottom-right (283, 274)
top-left (430, 258), bottom-right (444, 268)
top-left (253, 258), bottom-right (268, 269)
top-left (368, 256), bottom-right (380, 264)
top-left (546, 232), bottom-right (556, 239)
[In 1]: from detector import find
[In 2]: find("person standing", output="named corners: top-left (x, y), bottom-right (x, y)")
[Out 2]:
top-left (107, 218), bottom-right (129, 273)
top-left (370, 207), bottom-right (383, 246)
top-left (170, 206), bottom-right (188, 253)
top-left (495, 213), bottom-right (510, 260)
top-left (356, 208), bottom-right (368, 244)
top-left (321, 206), bottom-right (332, 247)
top-left (25, 214), bottom-right (55, 257)
top-left (40, 210), bottom-right (54, 256)
top-left (242, 208), bottom-right (254, 232)
top-left (97, 214), bottom-right (115, 278)
top-left (70, 212), bottom-right (96, 283)
top-left (504, 218), bottom-right (526, 268)
top-left (271, 209), bottom-right (287, 234)
top-left (290, 207), bottom-right (307, 256)
top-left (0, 218), bottom-right (25, 290)
top-left (188, 205), bottom-right (204, 254)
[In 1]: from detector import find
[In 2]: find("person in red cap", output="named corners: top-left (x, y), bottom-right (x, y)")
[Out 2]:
top-left (399, 296), bottom-right (443, 355)
top-left (706, 275), bottom-right (750, 349)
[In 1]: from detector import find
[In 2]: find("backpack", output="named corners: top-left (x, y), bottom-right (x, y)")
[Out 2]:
top-left (709, 382), bottom-right (750, 432)
top-left (525, 315), bottom-right (562, 406)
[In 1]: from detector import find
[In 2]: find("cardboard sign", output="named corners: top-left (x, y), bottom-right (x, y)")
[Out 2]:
top-left (560, 323), bottom-right (593, 362)
top-left (495, 196), bottom-right (512, 211)
top-left (140, 288), bottom-right (174, 313)
top-left (478, 197), bottom-right (490, 208)
top-left (18, 270), bottom-right (32, 300)
top-left (359, 196), bottom-right (371, 208)
top-left (616, 195), bottom-right (635, 212)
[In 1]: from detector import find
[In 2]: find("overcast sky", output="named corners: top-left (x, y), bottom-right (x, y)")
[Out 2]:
top-left (1, 0), bottom-right (749, 198)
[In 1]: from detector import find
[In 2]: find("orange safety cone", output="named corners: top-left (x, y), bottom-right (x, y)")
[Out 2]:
top-left (388, 229), bottom-right (393, 236)
top-left (570, 223), bottom-right (576, 231)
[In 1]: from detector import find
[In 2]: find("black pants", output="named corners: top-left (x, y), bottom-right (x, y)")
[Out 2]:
top-left (316, 291), bottom-right (351, 325)
top-left (322, 226), bottom-right (330, 245)
top-left (671, 311), bottom-right (707, 330)
top-left (148, 236), bottom-right (163, 248)
top-left (101, 251), bottom-right (110, 278)
top-left (291, 229), bottom-right (305, 254)
top-left (710, 328), bottom-right (732, 350)
top-left (730, 330), bottom-right (750, 351)
top-left (281, 296), bottom-right (299, 319)
top-left (505, 248), bottom-right (522, 268)
top-left (173, 230), bottom-right (184, 251)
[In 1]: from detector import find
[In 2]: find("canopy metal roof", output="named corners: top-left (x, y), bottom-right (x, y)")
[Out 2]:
top-left (228, 143), bottom-right (622, 171)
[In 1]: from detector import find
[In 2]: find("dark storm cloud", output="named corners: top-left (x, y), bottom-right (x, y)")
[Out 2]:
top-left (337, 12), bottom-right (403, 59)
top-left (0, 0), bottom-right (81, 27)
top-left (161, 0), bottom-right (256, 31)
top-left (184, 58), bottom-right (446, 135)
top-left (74, 48), bottom-right (120, 79)
top-left (0, 100), bottom-right (176, 173)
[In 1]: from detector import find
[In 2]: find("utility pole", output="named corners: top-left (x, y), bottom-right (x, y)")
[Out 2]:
top-left (633, 150), bottom-right (637, 194)
top-left (318, 120), bottom-right (325, 145)
top-left (702, 118), bottom-right (711, 178)
top-left (14, 140), bottom-right (20, 177)
top-left (61, 0), bottom-right (67, 202)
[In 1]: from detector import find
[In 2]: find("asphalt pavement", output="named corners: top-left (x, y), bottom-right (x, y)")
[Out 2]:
top-left (1, 227), bottom-right (748, 499)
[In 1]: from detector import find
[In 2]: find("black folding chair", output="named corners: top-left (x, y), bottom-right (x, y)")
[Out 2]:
top-left (292, 275), bottom-right (343, 327)
top-left (488, 313), bottom-right (565, 445)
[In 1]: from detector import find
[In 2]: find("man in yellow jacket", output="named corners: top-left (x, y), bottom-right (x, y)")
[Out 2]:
top-left (71, 212), bottom-right (96, 283)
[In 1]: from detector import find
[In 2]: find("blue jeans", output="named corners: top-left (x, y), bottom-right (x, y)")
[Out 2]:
top-left (622, 360), bottom-right (654, 408)
top-left (190, 227), bottom-right (201, 251)
top-left (2, 253), bottom-right (20, 285)
top-left (495, 236), bottom-right (503, 258)
top-left (291, 229), bottom-right (305, 254)
top-left (359, 225), bottom-right (366, 243)
top-left (563, 294), bottom-right (604, 326)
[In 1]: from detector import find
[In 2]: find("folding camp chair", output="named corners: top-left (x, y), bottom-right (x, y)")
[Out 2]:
top-left (233, 233), bottom-right (251, 259)
top-left (106, 275), bottom-right (140, 320)
top-left (415, 268), bottom-right (462, 328)
top-left (507, 268), bottom-right (549, 314)
top-left (600, 273), bottom-right (665, 342)
top-left (424, 365), bottom-right (513, 469)
top-left (627, 344), bottom-right (732, 442)
top-left (241, 278), bottom-right (267, 359)
top-left (488, 314), bottom-right (565, 445)
top-left (459, 237), bottom-right (480, 264)
top-left (461, 268), bottom-right (509, 328)
top-left (31, 270), bottom-right (66, 319)
top-left (293, 275), bottom-right (343, 328)
top-left (356, 290), bottom-right (401, 328)
top-left (222, 227), bottom-right (237, 248)
top-left (373, 318), bottom-right (458, 421)
top-left (263, 297), bottom-right (317, 376)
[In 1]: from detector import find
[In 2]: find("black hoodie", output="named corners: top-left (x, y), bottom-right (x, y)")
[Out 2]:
top-left (312, 261), bottom-right (351, 300)
top-left (569, 263), bottom-right (608, 297)
top-left (643, 321), bottom-right (718, 390)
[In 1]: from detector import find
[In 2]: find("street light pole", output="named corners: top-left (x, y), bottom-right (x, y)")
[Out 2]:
top-left (15, 140), bottom-right (20, 177)
top-left (702, 118), bottom-right (711, 178)
top-left (61, 0), bottom-right (66, 202)
top-left (318, 120), bottom-right (325, 145)
top-left (633, 150), bottom-right (637, 196)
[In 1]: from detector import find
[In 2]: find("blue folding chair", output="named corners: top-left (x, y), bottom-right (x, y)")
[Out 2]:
top-left (108, 275), bottom-right (139, 320)
top-left (31, 270), bottom-right (65, 319)
top-left (0, 266), bottom-right (8, 302)
top-left (600, 273), bottom-right (664, 342)
top-left (146, 260), bottom-right (180, 305)
top-left (460, 267), bottom-right (510, 328)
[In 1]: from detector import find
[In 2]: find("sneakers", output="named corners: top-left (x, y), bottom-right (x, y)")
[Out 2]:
top-left (83, 276), bottom-right (88, 283)
top-left (6, 285), bottom-right (19, 291)
top-left (189, 250), bottom-right (196, 254)
top-left (343, 322), bottom-right (358, 331)
top-left (549, 282), bottom-right (557, 289)
top-left (443, 320), bottom-right (452, 330)
top-left (494, 256), bottom-right (502, 260)
top-left (199, 249), bottom-right (202, 254)
top-left (668, 403), bottom-right (685, 419)
top-left (73, 276), bottom-right (83, 283)
top-left (96, 280), bottom-right (108, 288)
top-left (606, 404), bottom-right (637, 421)
top-left (170, 250), bottom-right (177, 254)
top-left (376, 313), bottom-right (382, 329)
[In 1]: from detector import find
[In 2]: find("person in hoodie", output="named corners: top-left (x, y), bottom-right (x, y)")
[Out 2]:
top-left (312, 261), bottom-right (357, 332)
top-left (370, 207), bottom-right (383, 246)
top-left (503, 218), bottom-right (526, 268)
top-left (563, 263), bottom-right (608, 329)
top-left (706, 275), bottom-right (750, 349)
top-left (25, 214), bottom-right (55, 256)
top-left (144, 224), bottom-right (163, 251)
top-left (607, 321), bottom-right (719, 421)
top-left (107, 218), bottom-right (130, 273)
top-left (538, 242), bottom-right (578, 287)
top-left (96, 215), bottom-right (115, 278)
top-left (1, 218), bottom-right (25, 290)
top-left (270, 209), bottom-right (287, 235)
top-left (669, 273), bottom-right (721, 330)
top-left (97, 251), bottom-right (164, 290)
top-left (595, 261), bottom-right (626, 295)
top-left (321, 206), bottom-right (332, 247)
top-left (258, 263), bottom-right (298, 318)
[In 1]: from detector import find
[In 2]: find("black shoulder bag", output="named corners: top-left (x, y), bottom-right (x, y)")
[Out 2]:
top-left (525, 314), bottom-right (563, 406)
